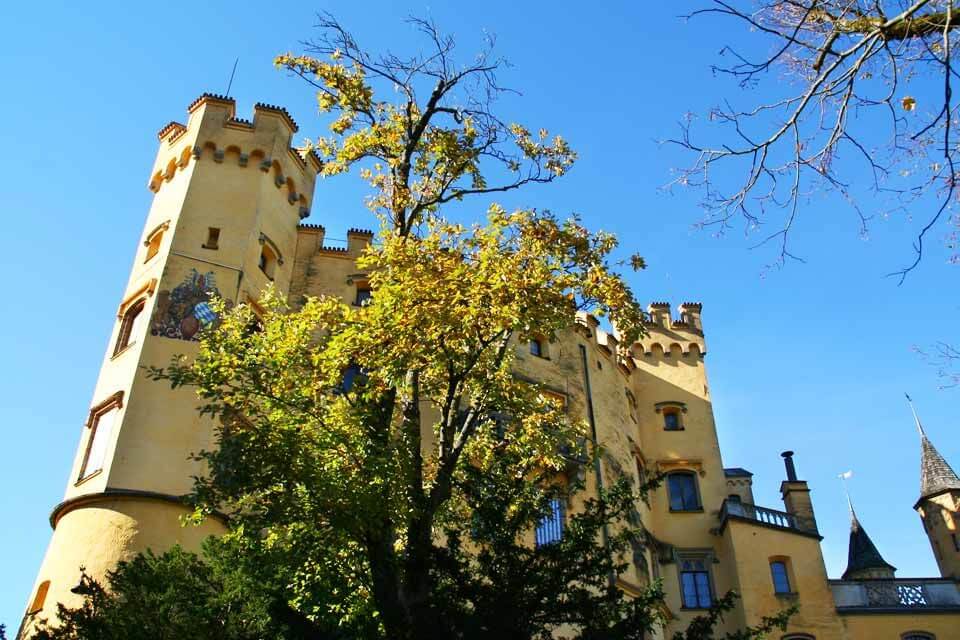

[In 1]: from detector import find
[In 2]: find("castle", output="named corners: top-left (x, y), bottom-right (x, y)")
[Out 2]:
top-left (18, 94), bottom-right (960, 639)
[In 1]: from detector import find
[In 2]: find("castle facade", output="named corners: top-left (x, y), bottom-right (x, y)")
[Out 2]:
top-left (19, 94), bottom-right (960, 639)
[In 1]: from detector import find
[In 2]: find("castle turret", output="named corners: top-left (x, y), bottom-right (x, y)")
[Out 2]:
top-left (908, 396), bottom-right (960, 580)
top-left (842, 503), bottom-right (896, 581)
top-left (19, 94), bottom-right (320, 636)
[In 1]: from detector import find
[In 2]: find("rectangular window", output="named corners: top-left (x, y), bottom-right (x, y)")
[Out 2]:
top-left (664, 410), bottom-right (681, 430)
top-left (355, 287), bottom-right (372, 306)
top-left (770, 560), bottom-right (792, 594)
top-left (203, 227), bottom-right (220, 250)
top-left (114, 299), bottom-right (146, 355)
top-left (79, 402), bottom-right (120, 481)
top-left (667, 473), bottom-right (701, 511)
top-left (953, 533), bottom-right (960, 552)
top-left (535, 498), bottom-right (564, 547)
top-left (27, 580), bottom-right (50, 615)
top-left (679, 557), bottom-right (713, 608)
top-left (145, 232), bottom-right (162, 262)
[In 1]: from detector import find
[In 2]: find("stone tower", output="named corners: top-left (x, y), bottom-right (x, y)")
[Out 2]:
top-left (909, 400), bottom-right (960, 581)
top-left (19, 94), bottom-right (320, 635)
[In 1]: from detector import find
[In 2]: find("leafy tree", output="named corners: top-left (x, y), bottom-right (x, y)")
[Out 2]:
top-left (34, 15), bottom-right (793, 640)
top-left (28, 542), bottom-right (342, 640)
top-left (675, 0), bottom-right (960, 280)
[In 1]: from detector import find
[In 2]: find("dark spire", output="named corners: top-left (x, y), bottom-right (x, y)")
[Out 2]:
top-left (907, 394), bottom-right (960, 502)
top-left (919, 435), bottom-right (960, 501)
top-left (842, 506), bottom-right (896, 580)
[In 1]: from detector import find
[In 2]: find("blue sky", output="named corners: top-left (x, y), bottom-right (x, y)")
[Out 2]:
top-left (1, 0), bottom-right (957, 628)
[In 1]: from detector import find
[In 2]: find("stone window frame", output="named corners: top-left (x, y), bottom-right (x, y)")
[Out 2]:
top-left (143, 220), bottom-right (169, 263)
top-left (112, 279), bottom-right (157, 358)
top-left (655, 401), bottom-right (687, 431)
top-left (26, 580), bottom-right (50, 615)
top-left (258, 233), bottom-right (284, 281)
top-left (77, 391), bottom-right (124, 484)
top-left (666, 470), bottom-right (703, 512)
top-left (113, 298), bottom-right (147, 357)
top-left (675, 548), bottom-right (717, 610)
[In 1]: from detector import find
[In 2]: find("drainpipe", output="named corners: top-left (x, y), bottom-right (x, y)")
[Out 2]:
top-left (579, 344), bottom-right (615, 588)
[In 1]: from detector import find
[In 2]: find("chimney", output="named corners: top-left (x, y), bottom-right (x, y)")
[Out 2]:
top-left (779, 451), bottom-right (819, 534)
top-left (782, 450), bottom-right (798, 481)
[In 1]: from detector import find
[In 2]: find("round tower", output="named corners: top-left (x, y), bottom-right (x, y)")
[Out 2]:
top-left (19, 94), bottom-right (320, 636)
top-left (906, 396), bottom-right (960, 581)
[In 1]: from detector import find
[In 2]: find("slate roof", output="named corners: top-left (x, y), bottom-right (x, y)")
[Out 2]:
top-left (842, 511), bottom-right (896, 579)
top-left (919, 435), bottom-right (960, 502)
top-left (723, 467), bottom-right (753, 478)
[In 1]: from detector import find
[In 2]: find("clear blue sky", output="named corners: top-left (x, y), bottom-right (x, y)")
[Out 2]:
top-left (1, 0), bottom-right (956, 628)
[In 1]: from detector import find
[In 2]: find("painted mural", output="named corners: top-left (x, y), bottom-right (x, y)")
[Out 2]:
top-left (151, 269), bottom-right (224, 341)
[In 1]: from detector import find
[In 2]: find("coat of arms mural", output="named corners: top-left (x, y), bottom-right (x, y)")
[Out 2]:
top-left (150, 269), bottom-right (225, 341)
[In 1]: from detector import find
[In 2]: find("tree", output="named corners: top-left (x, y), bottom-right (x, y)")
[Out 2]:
top-left (674, 0), bottom-right (960, 280)
top-left (34, 15), bottom-right (793, 640)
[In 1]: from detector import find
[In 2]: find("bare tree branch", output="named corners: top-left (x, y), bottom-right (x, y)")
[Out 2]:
top-left (673, 0), bottom-right (960, 278)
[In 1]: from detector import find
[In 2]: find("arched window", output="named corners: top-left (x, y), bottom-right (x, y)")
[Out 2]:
top-left (114, 299), bottom-right (146, 355)
top-left (902, 633), bottom-right (935, 640)
top-left (782, 635), bottom-right (815, 640)
top-left (667, 472), bottom-right (701, 511)
top-left (27, 580), bottom-right (50, 615)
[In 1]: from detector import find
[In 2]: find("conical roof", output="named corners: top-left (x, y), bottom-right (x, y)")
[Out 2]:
top-left (907, 394), bottom-right (960, 502)
top-left (842, 511), bottom-right (896, 579)
top-left (919, 435), bottom-right (960, 501)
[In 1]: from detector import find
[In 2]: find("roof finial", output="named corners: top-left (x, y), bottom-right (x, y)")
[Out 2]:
top-left (839, 470), bottom-right (856, 520)
top-left (905, 393), bottom-right (926, 437)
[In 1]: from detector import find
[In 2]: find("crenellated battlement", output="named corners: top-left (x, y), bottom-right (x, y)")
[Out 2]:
top-left (148, 93), bottom-right (322, 220)
top-left (639, 301), bottom-right (706, 358)
top-left (570, 302), bottom-right (706, 384)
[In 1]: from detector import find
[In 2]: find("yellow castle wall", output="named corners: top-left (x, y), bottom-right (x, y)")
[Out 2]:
top-left (22, 95), bottom-right (319, 632)
top-left (21, 94), bottom-right (960, 639)
top-left (918, 491), bottom-right (960, 581)
top-left (838, 612), bottom-right (959, 639)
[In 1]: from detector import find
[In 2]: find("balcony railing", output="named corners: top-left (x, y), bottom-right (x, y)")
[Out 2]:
top-left (719, 498), bottom-right (818, 535)
top-left (830, 579), bottom-right (960, 611)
